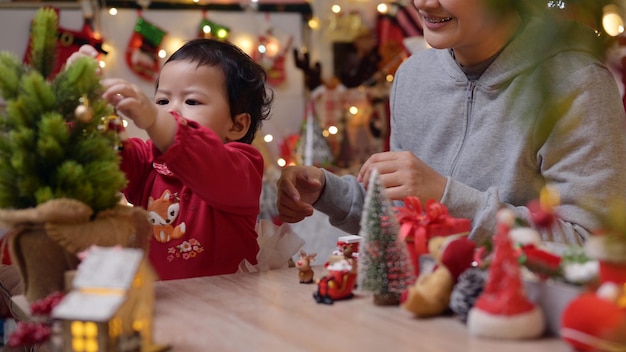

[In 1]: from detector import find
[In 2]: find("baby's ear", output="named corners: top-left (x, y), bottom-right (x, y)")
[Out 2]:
top-left (226, 113), bottom-right (251, 141)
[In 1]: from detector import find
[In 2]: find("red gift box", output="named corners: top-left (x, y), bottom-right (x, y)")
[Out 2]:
top-left (394, 197), bottom-right (471, 276)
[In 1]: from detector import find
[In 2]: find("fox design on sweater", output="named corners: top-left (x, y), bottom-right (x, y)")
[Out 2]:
top-left (148, 190), bottom-right (186, 243)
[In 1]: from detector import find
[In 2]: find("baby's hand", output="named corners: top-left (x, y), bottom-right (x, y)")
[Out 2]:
top-left (276, 166), bottom-right (324, 223)
top-left (101, 78), bottom-right (158, 130)
top-left (66, 45), bottom-right (100, 71)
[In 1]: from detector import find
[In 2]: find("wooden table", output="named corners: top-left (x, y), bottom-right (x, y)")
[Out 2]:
top-left (152, 266), bottom-right (572, 352)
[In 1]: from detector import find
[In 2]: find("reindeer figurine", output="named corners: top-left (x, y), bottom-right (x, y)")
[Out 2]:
top-left (296, 250), bottom-right (317, 284)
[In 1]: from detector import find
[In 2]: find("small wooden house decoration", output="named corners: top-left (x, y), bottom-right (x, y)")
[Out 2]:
top-left (51, 246), bottom-right (167, 352)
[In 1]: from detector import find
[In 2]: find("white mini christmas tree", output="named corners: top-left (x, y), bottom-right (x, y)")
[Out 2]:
top-left (357, 168), bottom-right (415, 305)
top-left (296, 105), bottom-right (334, 167)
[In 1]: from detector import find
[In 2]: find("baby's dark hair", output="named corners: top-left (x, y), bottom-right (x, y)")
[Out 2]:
top-left (160, 38), bottom-right (273, 144)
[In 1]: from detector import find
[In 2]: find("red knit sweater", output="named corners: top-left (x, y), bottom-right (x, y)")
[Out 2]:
top-left (120, 114), bottom-right (262, 280)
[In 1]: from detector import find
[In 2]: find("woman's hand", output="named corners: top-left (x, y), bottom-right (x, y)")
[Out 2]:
top-left (358, 151), bottom-right (447, 204)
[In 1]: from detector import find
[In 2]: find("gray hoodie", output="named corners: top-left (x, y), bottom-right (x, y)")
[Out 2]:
top-left (314, 16), bottom-right (626, 244)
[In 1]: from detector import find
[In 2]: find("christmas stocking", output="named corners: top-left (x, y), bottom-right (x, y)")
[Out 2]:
top-left (251, 17), bottom-right (292, 87)
top-left (23, 8), bottom-right (107, 79)
top-left (125, 13), bottom-right (167, 81)
top-left (197, 11), bottom-right (230, 40)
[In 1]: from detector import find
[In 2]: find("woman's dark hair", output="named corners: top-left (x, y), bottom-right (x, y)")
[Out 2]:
top-left (158, 38), bottom-right (273, 144)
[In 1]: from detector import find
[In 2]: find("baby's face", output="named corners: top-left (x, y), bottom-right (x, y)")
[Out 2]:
top-left (155, 60), bottom-right (234, 141)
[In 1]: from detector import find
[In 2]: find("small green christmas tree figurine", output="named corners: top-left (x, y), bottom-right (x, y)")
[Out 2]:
top-left (0, 8), bottom-right (126, 214)
top-left (357, 168), bottom-right (415, 305)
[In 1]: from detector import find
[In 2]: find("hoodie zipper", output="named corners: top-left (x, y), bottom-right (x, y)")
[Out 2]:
top-left (450, 80), bottom-right (476, 176)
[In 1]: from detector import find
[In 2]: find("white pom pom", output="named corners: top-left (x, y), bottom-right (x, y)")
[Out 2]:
top-left (496, 208), bottom-right (516, 226)
top-left (509, 227), bottom-right (541, 246)
top-left (596, 282), bottom-right (620, 302)
top-left (328, 259), bottom-right (353, 272)
top-left (563, 261), bottom-right (599, 284)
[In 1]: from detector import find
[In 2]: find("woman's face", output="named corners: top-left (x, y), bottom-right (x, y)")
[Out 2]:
top-left (412, 0), bottom-right (520, 66)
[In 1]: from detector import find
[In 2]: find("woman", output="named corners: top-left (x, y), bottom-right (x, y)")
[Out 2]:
top-left (276, 0), bottom-right (626, 244)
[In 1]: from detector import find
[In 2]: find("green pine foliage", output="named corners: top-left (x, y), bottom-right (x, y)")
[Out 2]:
top-left (0, 8), bottom-right (127, 214)
top-left (26, 7), bottom-right (58, 79)
top-left (357, 168), bottom-right (415, 297)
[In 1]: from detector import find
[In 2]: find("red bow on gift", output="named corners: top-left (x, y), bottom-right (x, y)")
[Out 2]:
top-left (394, 197), bottom-right (471, 275)
top-left (395, 197), bottom-right (455, 255)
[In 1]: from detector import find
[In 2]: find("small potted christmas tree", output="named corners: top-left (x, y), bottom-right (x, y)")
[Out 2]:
top-left (0, 8), bottom-right (150, 305)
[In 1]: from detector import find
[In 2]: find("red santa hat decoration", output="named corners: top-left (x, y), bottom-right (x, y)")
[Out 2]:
top-left (467, 208), bottom-right (546, 339)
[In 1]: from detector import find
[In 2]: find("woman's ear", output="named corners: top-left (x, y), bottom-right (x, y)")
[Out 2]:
top-left (225, 112), bottom-right (251, 141)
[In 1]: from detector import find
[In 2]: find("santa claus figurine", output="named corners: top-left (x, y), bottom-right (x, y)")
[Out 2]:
top-left (313, 257), bottom-right (357, 305)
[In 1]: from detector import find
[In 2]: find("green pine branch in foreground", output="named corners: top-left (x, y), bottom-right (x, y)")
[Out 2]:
top-left (0, 8), bottom-right (127, 214)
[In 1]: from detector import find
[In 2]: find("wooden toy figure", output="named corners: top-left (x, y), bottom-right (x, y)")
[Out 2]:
top-left (296, 250), bottom-right (317, 284)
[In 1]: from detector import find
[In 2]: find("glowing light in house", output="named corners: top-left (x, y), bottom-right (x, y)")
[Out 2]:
top-left (98, 60), bottom-right (106, 69)
top-left (386, 74), bottom-right (394, 82)
top-left (122, 120), bottom-right (128, 128)
top-left (349, 106), bottom-right (359, 115)
top-left (376, 3), bottom-right (388, 14)
top-left (109, 7), bottom-right (118, 15)
top-left (322, 129), bottom-right (330, 137)
top-left (158, 49), bottom-right (167, 59)
top-left (264, 134), bottom-right (273, 143)
top-left (203, 25), bottom-right (211, 34)
top-left (193, 0), bottom-right (199, 2)
top-left (133, 319), bottom-right (144, 331)
top-left (331, 4), bottom-right (341, 13)
top-left (603, 4), bottom-right (624, 36)
top-left (277, 158), bottom-right (286, 167)
top-left (70, 321), bottom-right (98, 352)
top-left (258, 44), bottom-right (267, 54)
top-left (328, 125), bottom-right (338, 135)
top-left (85, 339), bottom-right (98, 352)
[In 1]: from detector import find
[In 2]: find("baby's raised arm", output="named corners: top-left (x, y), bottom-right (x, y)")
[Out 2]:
top-left (66, 44), bottom-right (100, 68)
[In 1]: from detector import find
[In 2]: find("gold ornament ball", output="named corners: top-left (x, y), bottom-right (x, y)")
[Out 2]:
top-left (75, 104), bottom-right (94, 123)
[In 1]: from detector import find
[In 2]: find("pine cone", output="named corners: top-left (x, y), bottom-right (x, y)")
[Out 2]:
top-left (449, 267), bottom-right (487, 323)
